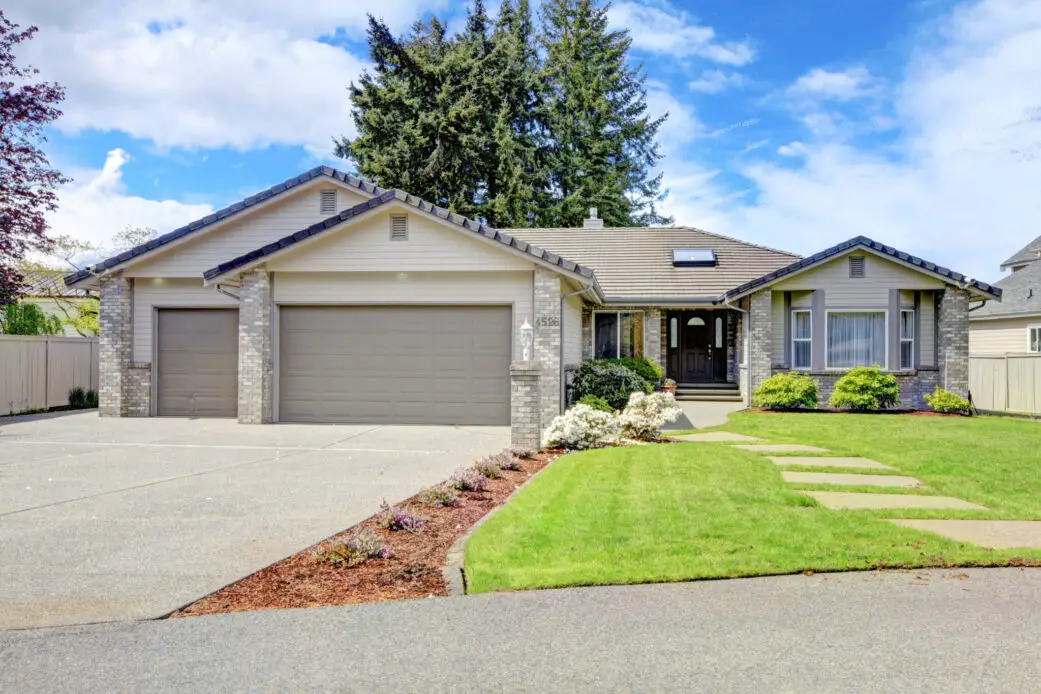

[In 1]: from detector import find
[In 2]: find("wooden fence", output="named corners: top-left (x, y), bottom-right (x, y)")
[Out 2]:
top-left (0, 335), bottom-right (99, 415)
top-left (969, 354), bottom-right (1041, 416)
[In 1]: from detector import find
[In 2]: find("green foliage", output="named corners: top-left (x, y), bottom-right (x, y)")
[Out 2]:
top-left (577, 394), bottom-right (614, 412)
top-left (68, 388), bottom-right (99, 410)
top-left (572, 361), bottom-right (651, 410)
top-left (829, 367), bottom-right (902, 411)
top-left (753, 372), bottom-right (819, 410)
top-left (0, 303), bottom-right (62, 335)
top-left (601, 357), bottom-right (664, 386)
top-left (924, 387), bottom-right (972, 415)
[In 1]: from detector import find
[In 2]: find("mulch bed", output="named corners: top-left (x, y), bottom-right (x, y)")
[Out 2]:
top-left (170, 450), bottom-right (559, 618)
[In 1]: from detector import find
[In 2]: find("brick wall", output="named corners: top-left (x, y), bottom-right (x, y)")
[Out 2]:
top-left (770, 366), bottom-right (939, 410)
top-left (510, 361), bottom-right (541, 449)
top-left (238, 269), bottom-right (273, 424)
top-left (644, 308), bottom-right (663, 373)
top-left (534, 267), bottom-right (562, 431)
top-left (124, 362), bottom-right (151, 417)
top-left (937, 287), bottom-right (969, 397)
top-left (748, 290), bottom-right (773, 396)
top-left (98, 273), bottom-right (132, 417)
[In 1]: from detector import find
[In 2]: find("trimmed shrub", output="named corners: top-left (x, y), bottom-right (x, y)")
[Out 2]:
top-left (618, 391), bottom-right (682, 440)
top-left (572, 361), bottom-right (650, 411)
top-left (377, 501), bottom-right (428, 532)
top-left (829, 366), bottom-right (901, 411)
top-left (449, 467), bottom-right (488, 492)
top-left (577, 394), bottom-right (614, 413)
top-left (924, 387), bottom-right (972, 415)
top-left (602, 357), bottom-right (664, 386)
top-left (752, 372), bottom-right (819, 410)
top-left (543, 404), bottom-right (619, 450)
top-left (314, 529), bottom-right (394, 567)
top-left (418, 485), bottom-right (461, 507)
top-left (474, 458), bottom-right (502, 479)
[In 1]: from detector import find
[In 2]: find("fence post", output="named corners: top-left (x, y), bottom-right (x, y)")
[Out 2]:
top-left (44, 337), bottom-right (51, 410)
top-left (1004, 354), bottom-right (1010, 412)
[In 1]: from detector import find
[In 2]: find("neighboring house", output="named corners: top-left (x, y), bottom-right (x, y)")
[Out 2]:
top-left (969, 235), bottom-right (1041, 355)
top-left (65, 167), bottom-right (999, 448)
top-left (19, 272), bottom-right (97, 337)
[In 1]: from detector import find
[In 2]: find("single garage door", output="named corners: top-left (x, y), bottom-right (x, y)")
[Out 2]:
top-left (279, 305), bottom-right (511, 425)
top-left (156, 309), bottom-right (239, 417)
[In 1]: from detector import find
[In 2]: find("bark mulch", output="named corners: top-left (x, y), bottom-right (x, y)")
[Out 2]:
top-left (170, 450), bottom-right (558, 618)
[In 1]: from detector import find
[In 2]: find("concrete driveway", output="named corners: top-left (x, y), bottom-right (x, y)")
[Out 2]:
top-left (0, 411), bottom-right (508, 630)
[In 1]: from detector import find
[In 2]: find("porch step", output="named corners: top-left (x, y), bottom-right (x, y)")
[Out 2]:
top-left (675, 383), bottom-right (739, 390)
top-left (675, 390), bottom-right (744, 402)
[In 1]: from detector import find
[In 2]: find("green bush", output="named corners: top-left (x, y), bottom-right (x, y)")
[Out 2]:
top-left (86, 390), bottom-right (99, 408)
top-left (601, 357), bottom-right (664, 386)
top-left (576, 395), bottom-right (615, 413)
top-left (69, 387), bottom-right (87, 409)
top-left (924, 387), bottom-right (972, 415)
top-left (829, 366), bottom-right (901, 411)
top-left (752, 372), bottom-right (819, 410)
top-left (572, 361), bottom-right (651, 411)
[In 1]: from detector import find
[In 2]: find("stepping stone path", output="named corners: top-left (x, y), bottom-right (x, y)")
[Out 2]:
top-left (733, 444), bottom-right (831, 453)
top-left (781, 472), bottom-right (924, 488)
top-left (887, 520), bottom-right (1041, 549)
top-left (803, 491), bottom-right (987, 511)
top-left (672, 432), bottom-right (765, 443)
top-left (766, 456), bottom-right (895, 470)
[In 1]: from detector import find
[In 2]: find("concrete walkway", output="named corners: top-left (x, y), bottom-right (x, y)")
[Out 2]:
top-left (664, 400), bottom-right (744, 430)
top-left (2, 568), bottom-right (1040, 693)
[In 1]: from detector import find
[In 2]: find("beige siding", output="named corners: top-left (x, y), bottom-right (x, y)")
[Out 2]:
top-left (125, 183), bottom-right (371, 278)
top-left (774, 253), bottom-right (944, 305)
top-left (970, 317), bottom-right (1039, 355)
top-left (563, 292), bottom-right (584, 365)
top-left (267, 209), bottom-right (534, 273)
top-left (920, 291), bottom-right (936, 366)
top-left (273, 271), bottom-right (533, 360)
top-left (133, 279), bottom-right (238, 362)
top-left (790, 290), bottom-right (812, 308)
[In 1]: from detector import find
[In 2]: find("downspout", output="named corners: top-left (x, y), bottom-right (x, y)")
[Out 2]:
top-left (723, 293), bottom-right (750, 407)
top-left (560, 285), bottom-right (595, 412)
top-left (968, 300), bottom-right (987, 312)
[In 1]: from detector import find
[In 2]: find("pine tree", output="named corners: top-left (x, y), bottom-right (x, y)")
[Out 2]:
top-left (539, 0), bottom-right (671, 227)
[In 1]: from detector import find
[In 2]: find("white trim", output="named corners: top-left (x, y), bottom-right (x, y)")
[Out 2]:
top-left (824, 308), bottom-right (889, 370)
top-left (791, 309), bottom-right (812, 370)
top-left (1028, 324), bottom-right (1041, 353)
top-left (900, 309), bottom-right (915, 369)
top-left (591, 309), bottom-right (646, 359)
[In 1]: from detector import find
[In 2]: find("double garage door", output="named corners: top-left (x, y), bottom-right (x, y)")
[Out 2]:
top-left (154, 305), bottom-right (511, 424)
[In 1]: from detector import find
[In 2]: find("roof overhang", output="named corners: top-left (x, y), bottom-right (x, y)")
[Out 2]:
top-left (969, 310), bottom-right (1041, 322)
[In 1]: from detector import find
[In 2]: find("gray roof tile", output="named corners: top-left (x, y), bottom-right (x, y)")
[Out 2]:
top-left (971, 262), bottom-right (1041, 318)
top-left (1000, 234), bottom-right (1041, 270)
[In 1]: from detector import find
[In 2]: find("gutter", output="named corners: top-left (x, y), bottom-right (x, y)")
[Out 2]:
top-left (560, 285), bottom-right (596, 412)
top-left (601, 296), bottom-right (723, 307)
top-left (215, 284), bottom-right (241, 302)
top-left (968, 300), bottom-right (988, 313)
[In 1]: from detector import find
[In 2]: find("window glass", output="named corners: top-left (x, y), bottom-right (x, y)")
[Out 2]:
top-left (791, 310), bottom-right (811, 369)
top-left (1030, 327), bottom-right (1040, 353)
top-left (595, 312), bottom-right (643, 358)
top-left (827, 312), bottom-right (886, 368)
top-left (792, 311), bottom-right (812, 340)
top-left (594, 312), bottom-right (618, 359)
top-left (669, 317), bottom-right (678, 349)
top-left (687, 317), bottom-right (705, 326)
top-left (715, 317), bottom-right (723, 349)
top-left (619, 313), bottom-right (643, 358)
top-left (900, 310), bottom-right (914, 339)
top-left (900, 310), bottom-right (915, 369)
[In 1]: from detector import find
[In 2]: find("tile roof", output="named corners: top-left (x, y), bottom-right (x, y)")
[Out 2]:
top-left (505, 226), bottom-right (800, 301)
top-left (202, 190), bottom-right (602, 291)
top-left (1000, 233), bottom-right (1041, 270)
top-left (725, 236), bottom-right (1001, 301)
top-left (64, 166), bottom-right (383, 287)
top-left (970, 261), bottom-right (1041, 318)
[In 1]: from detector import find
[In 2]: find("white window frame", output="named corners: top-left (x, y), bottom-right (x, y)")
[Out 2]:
top-left (824, 309), bottom-right (888, 370)
top-left (1029, 325), bottom-right (1041, 353)
top-left (591, 310), bottom-right (645, 359)
top-left (791, 309), bottom-right (812, 370)
top-left (899, 309), bottom-right (915, 370)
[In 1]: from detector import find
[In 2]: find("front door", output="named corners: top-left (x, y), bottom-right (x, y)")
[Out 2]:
top-left (681, 312), bottom-right (714, 382)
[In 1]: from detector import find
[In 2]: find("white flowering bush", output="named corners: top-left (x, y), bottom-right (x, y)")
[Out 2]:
top-left (618, 391), bottom-right (682, 441)
top-left (542, 404), bottom-right (619, 450)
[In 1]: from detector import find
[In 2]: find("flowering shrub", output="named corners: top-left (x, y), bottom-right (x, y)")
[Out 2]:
top-left (508, 444), bottom-right (537, 459)
top-left (314, 529), bottom-right (394, 567)
top-left (830, 366), bottom-right (901, 411)
top-left (449, 466), bottom-right (488, 492)
top-left (618, 391), bottom-right (682, 440)
top-left (542, 404), bottom-right (619, 450)
top-left (492, 450), bottom-right (523, 471)
top-left (377, 501), bottom-right (428, 532)
top-left (474, 458), bottom-right (502, 479)
top-left (924, 387), bottom-right (972, 415)
top-left (418, 485), bottom-right (461, 507)
top-left (753, 372), bottom-right (818, 410)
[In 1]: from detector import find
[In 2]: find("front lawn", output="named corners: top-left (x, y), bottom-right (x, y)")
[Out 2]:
top-left (465, 414), bottom-right (1041, 593)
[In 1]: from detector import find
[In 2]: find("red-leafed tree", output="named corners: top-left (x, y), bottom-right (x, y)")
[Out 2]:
top-left (0, 11), bottom-right (69, 306)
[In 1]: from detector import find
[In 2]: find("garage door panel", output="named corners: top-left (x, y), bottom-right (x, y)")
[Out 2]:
top-left (279, 306), bottom-right (510, 425)
top-left (157, 309), bottom-right (238, 417)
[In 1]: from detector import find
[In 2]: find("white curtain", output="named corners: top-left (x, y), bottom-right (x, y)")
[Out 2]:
top-left (827, 312), bottom-right (886, 368)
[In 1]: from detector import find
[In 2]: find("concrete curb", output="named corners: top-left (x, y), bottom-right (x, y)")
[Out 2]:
top-left (442, 455), bottom-right (559, 596)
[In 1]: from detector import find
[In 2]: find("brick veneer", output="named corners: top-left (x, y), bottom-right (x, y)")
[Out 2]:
top-left (748, 290), bottom-right (773, 396)
top-left (937, 287), bottom-right (969, 397)
top-left (510, 361), bottom-right (542, 449)
top-left (238, 268), bottom-right (273, 424)
top-left (98, 273), bottom-right (132, 417)
top-left (124, 362), bottom-right (152, 417)
top-left (534, 267), bottom-right (562, 432)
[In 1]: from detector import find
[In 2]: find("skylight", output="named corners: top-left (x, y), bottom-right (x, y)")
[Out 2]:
top-left (672, 249), bottom-right (717, 267)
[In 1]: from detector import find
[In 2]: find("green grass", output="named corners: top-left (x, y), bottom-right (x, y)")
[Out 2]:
top-left (465, 438), bottom-right (1041, 594)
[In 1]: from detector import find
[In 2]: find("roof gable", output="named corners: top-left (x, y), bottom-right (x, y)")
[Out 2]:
top-left (1000, 233), bottom-right (1041, 270)
top-left (971, 261), bottom-right (1041, 319)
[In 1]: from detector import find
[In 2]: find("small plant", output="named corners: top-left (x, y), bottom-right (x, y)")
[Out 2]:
top-left (577, 394), bottom-right (614, 413)
top-left (543, 404), bottom-right (619, 450)
top-left (474, 458), bottom-right (502, 479)
top-left (663, 378), bottom-right (677, 387)
top-left (618, 391), bottom-right (683, 440)
top-left (85, 390), bottom-right (99, 408)
top-left (492, 450), bottom-right (523, 471)
top-left (508, 444), bottom-right (537, 459)
top-left (753, 372), bottom-right (819, 410)
top-left (68, 387), bottom-right (87, 409)
top-left (924, 387), bottom-right (972, 415)
top-left (418, 485), bottom-right (461, 507)
top-left (829, 366), bottom-right (901, 411)
top-left (377, 501), bottom-right (428, 532)
top-left (449, 467), bottom-right (488, 492)
top-left (601, 357), bottom-right (664, 385)
top-left (572, 361), bottom-right (651, 411)
top-left (314, 529), bottom-right (394, 567)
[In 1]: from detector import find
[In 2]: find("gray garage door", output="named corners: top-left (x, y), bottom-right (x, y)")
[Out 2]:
top-left (156, 309), bottom-right (239, 417)
top-left (279, 306), bottom-right (511, 425)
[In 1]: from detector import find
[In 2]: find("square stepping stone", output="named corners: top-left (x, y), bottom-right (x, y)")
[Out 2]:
top-left (672, 432), bottom-right (764, 443)
top-left (767, 456), bottom-right (894, 470)
top-left (888, 520), bottom-right (1041, 549)
top-left (802, 491), bottom-right (987, 511)
top-left (782, 472), bottom-right (923, 488)
top-left (734, 444), bottom-right (831, 454)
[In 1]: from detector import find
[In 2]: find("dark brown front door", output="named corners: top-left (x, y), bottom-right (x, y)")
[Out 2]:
top-left (667, 310), bottom-right (728, 383)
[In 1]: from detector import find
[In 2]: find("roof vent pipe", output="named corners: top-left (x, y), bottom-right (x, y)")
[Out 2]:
top-left (583, 208), bottom-right (604, 229)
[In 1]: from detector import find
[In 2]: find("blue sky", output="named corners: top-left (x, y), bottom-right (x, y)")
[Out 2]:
top-left (8, 0), bottom-right (1041, 280)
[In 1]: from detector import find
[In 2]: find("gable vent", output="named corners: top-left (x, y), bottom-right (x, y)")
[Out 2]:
top-left (849, 255), bottom-right (866, 278)
top-left (390, 214), bottom-right (408, 241)
top-left (319, 189), bottom-right (337, 215)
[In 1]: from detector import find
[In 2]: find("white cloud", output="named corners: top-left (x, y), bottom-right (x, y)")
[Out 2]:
top-left (609, 2), bottom-right (755, 66)
top-left (688, 69), bottom-right (746, 94)
top-left (789, 66), bottom-right (878, 101)
top-left (645, 82), bottom-right (701, 154)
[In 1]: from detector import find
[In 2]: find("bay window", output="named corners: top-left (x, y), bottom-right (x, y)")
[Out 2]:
top-left (827, 311), bottom-right (886, 369)
top-left (900, 310), bottom-right (915, 369)
top-left (594, 311), bottom-right (644, 359)
top-left (791, 310), bottom-right (812, 369)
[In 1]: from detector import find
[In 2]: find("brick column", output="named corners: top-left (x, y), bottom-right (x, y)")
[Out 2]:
top-left (124, 363), bottom-right (152, 417)
top-left (238, 269), bottom-right (273, 424)
top-left (748, 290), bottom-right (773, 397)
top-left (510, 361), bottom-right (542, 450)
top-left (644, 309), bottom-right (664, 375)
top-left (98, 273), bottom-right (131, 417)
top-left (937, 287), bottom-right (969, 397)
top-left (534, 266), bottom-right (562, 431)
top-left (580, 307), bottom-right (593, 360)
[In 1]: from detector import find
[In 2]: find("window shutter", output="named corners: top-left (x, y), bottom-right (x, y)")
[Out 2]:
top-left (849, 256), bottom-right (865, 278)
top-left (319, 189), bottom-right (337, 215)
top-left (390, 214), bottom-right (408, 241)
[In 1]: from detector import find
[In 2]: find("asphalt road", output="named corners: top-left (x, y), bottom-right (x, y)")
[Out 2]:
top-left (3, 568), bottom-right (1040, 693)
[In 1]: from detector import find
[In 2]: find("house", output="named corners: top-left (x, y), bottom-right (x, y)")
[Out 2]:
top-left (969, 235), bottom-right (1041, 355)
top-left (64, 167), bottom-right (1000, 448)
top-left (18, 271), bottom-right (97, 337)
